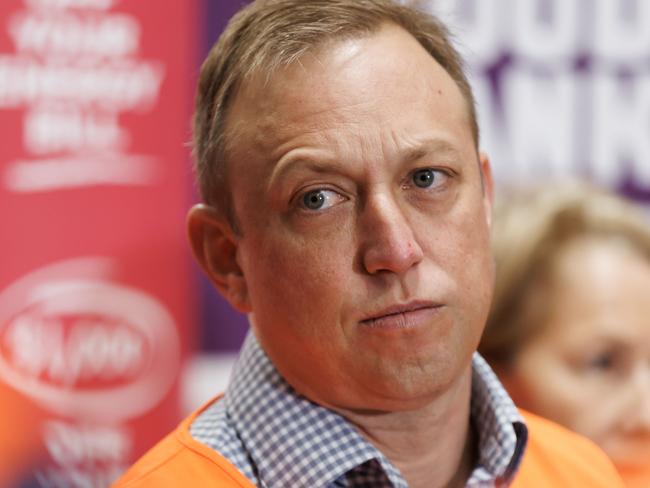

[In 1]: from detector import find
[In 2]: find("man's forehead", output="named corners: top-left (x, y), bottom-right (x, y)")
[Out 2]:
top-left (224, 23), bottom-right (465, 156)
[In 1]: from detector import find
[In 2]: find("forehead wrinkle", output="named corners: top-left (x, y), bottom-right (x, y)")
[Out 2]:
top-left (225, 25), bottom-right (478, 197)
top-left (402, 139), bottom-right (465, 163)
top-left (268, 133), bottom-right (468, 187)
top-left (227, 29), bottom-right (469, 163)
top-left (270, 155), bottom-right (359, 188)
top-left (233, 83), bottom-right (376, 158)
top-left (383, 129), bottom-right (466, 165)
top-left (268, 120), bottom-right (374, 183)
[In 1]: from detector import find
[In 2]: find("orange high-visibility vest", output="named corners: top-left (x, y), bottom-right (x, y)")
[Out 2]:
top-left (615, 464), bottom-right (650, 488)
top-left (113, 398), bottom-right (624, 487)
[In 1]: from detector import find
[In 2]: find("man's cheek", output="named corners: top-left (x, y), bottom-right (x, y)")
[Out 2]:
top-left (262, 243), bottom-right (338, 291)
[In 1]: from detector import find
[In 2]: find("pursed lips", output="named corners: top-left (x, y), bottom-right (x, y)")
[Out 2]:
top-left (360, 300), bottom-right (442, 329)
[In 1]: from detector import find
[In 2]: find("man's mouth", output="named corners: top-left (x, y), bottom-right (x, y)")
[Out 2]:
top-left (360, 300), bottom-right (443, 329)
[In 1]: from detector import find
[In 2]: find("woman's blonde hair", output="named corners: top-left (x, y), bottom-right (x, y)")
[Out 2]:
top-left (479, 185), bottom-right (650, 369)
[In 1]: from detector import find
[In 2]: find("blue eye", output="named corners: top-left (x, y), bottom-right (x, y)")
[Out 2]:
top-left (300, 189), bottom-right (344, 211)
top-left (412, 168), bottom-right (435, 188)
top-left (303, 190), bottom-right (326, 210)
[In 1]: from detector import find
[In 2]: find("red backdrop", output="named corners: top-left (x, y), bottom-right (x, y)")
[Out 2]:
top-left (0, 1), bottom-right (197, 486)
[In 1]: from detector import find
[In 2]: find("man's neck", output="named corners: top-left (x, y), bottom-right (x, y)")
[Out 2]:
top-left (335, 367), bottom-right (476, 488)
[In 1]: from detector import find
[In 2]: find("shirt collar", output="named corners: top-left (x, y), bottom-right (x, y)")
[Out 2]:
top-left (225, 331), bottom-right (527, 487)
top-left (469, 354), bottom-right (527, 484)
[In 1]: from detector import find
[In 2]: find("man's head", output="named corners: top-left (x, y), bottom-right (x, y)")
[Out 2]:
top-left (193, 0), bottom-right (479, 224)
top-left (189, 0), bottom-right (494, 412)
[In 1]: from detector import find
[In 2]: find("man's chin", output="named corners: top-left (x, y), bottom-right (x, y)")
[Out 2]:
top-left (350, 359), bottom-right (472, 410)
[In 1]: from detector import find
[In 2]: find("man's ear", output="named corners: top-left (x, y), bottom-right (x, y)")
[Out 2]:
top-left (187, 204), bottom-right (251, 313)
top-left (479, 151), bottom-right (494, 229)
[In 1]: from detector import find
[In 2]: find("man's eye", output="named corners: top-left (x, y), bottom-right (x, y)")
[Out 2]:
top-left (412, 168), bottom-right (440, 188)
top-left (301, 189), bottom-right (343, 211)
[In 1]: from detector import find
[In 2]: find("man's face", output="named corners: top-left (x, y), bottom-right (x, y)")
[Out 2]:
top-left (223, 24), bottom-right (494, 411)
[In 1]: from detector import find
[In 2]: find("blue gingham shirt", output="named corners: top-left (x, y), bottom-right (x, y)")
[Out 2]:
top-left (190, 332), bottom-right (527, 487)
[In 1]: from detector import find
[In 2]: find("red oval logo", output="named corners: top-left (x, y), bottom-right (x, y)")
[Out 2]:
top-left (0, 258), bottom-right (180, 421)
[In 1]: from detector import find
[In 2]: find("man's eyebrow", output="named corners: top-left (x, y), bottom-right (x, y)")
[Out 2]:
top-left (270, 139), bottom-right (464, 184)
top-left (400, 139), bottom-right (463, 163)
top-left (270, 155), bottom-right (350, 186)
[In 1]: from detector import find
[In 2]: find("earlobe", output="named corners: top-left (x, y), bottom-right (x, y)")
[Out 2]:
top-left (187, 204), bottom-right (251, 312)
top-left (479, 152), bottom-right (494, 228)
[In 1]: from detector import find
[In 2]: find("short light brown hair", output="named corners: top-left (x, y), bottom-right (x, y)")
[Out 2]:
top-left (193, 0), bottom-right (478, 222)
top-left (479, 185), bottom-right (650, 369)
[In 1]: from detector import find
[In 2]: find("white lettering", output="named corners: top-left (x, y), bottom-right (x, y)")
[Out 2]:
top-left (432, 0), bottom-right (650, 192)
top-left (512, 0), bottom-right (580, 64)
top-left (4, 155), bottom-right (157, 192)
top-left (502, 68), bottom-right (577, 182)
top-left (35, 466), bottom-right (125, 488)
top-left (592, 75), bottom-right (650, 186)
top-left (9, 12), bottom-right (139, 57)
top-left (24, 106), bottom-right (129, 154)
top-left (44, 421), bottom-right (131, 466)
top-left (2, 312), bottom-right (147, 386)
top-left (1, 1), bottom-right (166, 193)
top-left (433, 0), bottom-right (506, 65)
top-left (594, 0), bottom-right (650, 62)
top-left (0, 57), bottom-right (165, 110)
top-left (25, 0), bottom-right (115, 11)
top-left (472, 75), bottom-right (509, 179)
top-left (0, 56), bottom-right (163, 111)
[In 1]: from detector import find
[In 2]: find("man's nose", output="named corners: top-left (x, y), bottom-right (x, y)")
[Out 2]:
top-left (359, 193), bottom-right (424, 275)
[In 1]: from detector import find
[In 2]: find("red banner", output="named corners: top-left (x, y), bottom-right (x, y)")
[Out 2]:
top-left (0, 0), bottom-right (196, 486)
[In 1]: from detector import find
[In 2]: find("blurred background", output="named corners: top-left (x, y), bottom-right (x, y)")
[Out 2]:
top-left (0, 0), bottom-right (648, 487)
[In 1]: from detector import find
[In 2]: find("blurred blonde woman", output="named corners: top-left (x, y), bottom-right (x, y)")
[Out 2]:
top-left (480, 186), bottom-right (650, 488)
